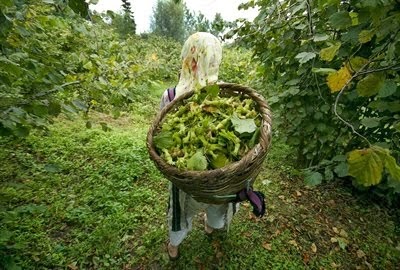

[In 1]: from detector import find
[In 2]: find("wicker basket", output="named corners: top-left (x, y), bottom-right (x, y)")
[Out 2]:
top-left (146, 83), bottom-right (272, 204)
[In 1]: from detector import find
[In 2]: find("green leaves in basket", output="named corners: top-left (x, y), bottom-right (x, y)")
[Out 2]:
top-left (249, 127), bottom-right (261, 148)
top-left (187, 150), bottom-right (208, 171)
top-left (153, 84), bottom-right (267, 171)
top-left (153, 131), bottom-right (175, 149)
top-left (204, 84), bottom-right (220, 98)
top-left (210, 152), bottom-right (230, 169)
top-left (231, 113), bottom-right (257, 134)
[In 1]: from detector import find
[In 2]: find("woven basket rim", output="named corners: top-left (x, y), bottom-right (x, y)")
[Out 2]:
top-left (146, 82), bottom-right (272, 179)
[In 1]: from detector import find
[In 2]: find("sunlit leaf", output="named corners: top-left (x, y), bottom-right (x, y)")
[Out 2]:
top-left (320, 42), bottom-right (341, 62)
top-left (210, 152), bottom-right (229, 169)
top-left (358, 30), bottom-right (374, 43)
top-left (187, 150), bottom-right (208, 171)
top-left (313, 33), bottom-right (329, 42)
top-left (231, 113), bottom-right (257, 134)
top-left (153, 131), bottom-right (175, 149)
top-left (83, 61), bottom-right (93, 70)
top-left (356, 73), bottom-right (385, 97)
top-left (295, 52), bottom-right (316, 64)
top-left (384, 153), bottom-right (400, 181)
top-left (312, 68), bottom-right (336, 75)
top-left (326, 66), bottom-right (352, 93)
top-left (347, 148), bottom-right (384, 186)
top-left (347, 56), bottom-right (368, 72)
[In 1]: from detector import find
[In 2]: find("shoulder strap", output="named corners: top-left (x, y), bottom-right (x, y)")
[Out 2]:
top-left (167, 87), bottom-right (176, 102)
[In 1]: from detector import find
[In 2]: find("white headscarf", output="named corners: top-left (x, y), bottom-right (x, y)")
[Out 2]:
top-left (175, 32), bottom-right (222, 97)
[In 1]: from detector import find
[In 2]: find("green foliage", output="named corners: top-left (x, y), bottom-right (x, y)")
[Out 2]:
top-left (100, 10), bottom-right (136, 37)
top-left (219, 46), bottom-right (262, 88)
top-left (0, 0), bottom-right (181, 137)
top-left (235, 0), bottom-right (400, 199)
top-left (121, 0), bottom-right (136, 34)
top-left (151, 0), bottom-right (185, 42)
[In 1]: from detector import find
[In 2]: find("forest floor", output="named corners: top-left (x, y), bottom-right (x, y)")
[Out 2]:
top-left (1, 82), bottom-right (399, 270)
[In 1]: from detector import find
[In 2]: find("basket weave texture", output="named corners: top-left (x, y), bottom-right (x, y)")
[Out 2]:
top-left (146, 83), bottom-right (272, 204)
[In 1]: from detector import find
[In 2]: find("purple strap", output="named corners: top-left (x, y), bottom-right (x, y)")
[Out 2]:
top-left (236, 188), bottom-right (266, 217)
top-left (167, 87), bottom-right (176, 102)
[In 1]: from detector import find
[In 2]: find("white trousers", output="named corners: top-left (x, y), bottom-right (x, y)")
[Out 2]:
top-left (168, 184), bottom-right (239, 246)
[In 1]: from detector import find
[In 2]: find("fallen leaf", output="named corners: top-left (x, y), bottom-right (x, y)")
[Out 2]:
top-left (288, 240), bottom-right (298, 247)
top-left (212, 240), bottom-right (221, 250)
top-left (216, 251), bottom-right (224, 259)
top-left (296, 191), bottom-right (302, 197)
top-left (248, 212), bottom-right (257, 221)
top-left (311, 243), bottom-right (317, 253)
top-left (262, 179), bottom-right (272, 185)
top-left (303, 253), bottom-right (310, 264)
top-left (278, 195), bottom-right (285, 200)
top-left (333, 227), bottom-right (339, 234)
top-left (331, 237), bottom-right (338, 243)
top-left (365, 261), bottom-right (373, 270)
top-left (262, 242), bottom-right (272, 251)
top-left (242, 232), bottom-right (252, 238)
top-left (339, 229), bottom-right (348, 238)
top-left (337, 237), bottom-right (349, 250)
top-left (68, 262), bottom-right (78, 270)
top-left (331, 262), bottom-right (340, 268)
top-left (357, 249), bottom-right (366, 258)
top-left (274, 229), bottom-right (281, 236)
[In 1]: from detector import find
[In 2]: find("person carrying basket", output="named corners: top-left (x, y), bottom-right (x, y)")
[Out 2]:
top-left (158, 32), bottom-right (267, 260)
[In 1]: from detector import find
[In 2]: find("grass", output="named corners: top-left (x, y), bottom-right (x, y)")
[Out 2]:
top-left (1, 82), bottom-right (400, 269)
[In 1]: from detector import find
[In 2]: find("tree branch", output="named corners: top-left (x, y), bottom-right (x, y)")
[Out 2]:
top-left (333, 64), bottom-right (371, 146)
top-left (306, 0), bottom-right (314, 36)
top-left (32, 81), bottom-right (81, 99)
top-left (356, 64), bottom-right (400, 76)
